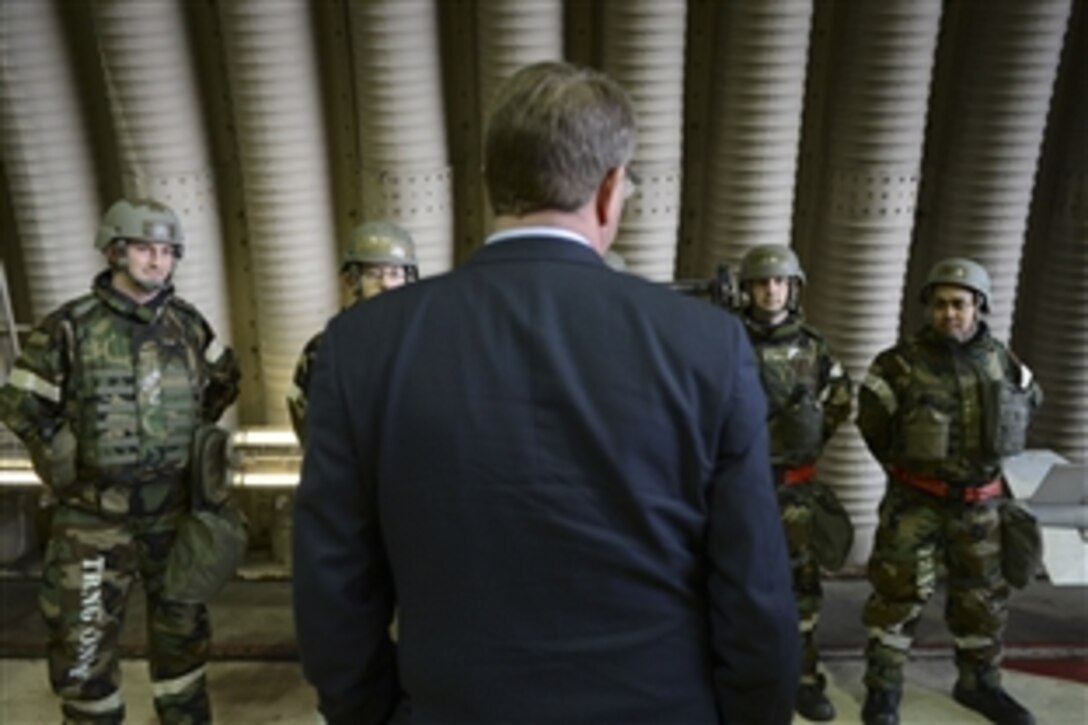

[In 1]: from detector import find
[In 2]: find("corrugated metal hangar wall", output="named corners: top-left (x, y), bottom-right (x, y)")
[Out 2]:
top-left (1, 0), bottom-right (1085, 561)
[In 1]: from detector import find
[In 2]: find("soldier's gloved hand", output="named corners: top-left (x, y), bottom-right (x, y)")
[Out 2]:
top-left (29, 426), bottom-right (78, 494)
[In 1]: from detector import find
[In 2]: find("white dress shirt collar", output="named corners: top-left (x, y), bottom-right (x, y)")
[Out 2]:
top-left (484, 226), bottom-right (593, 248)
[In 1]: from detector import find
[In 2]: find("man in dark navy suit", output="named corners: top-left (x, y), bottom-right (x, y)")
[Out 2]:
top-left (293, 61), bottom-right (799, 725)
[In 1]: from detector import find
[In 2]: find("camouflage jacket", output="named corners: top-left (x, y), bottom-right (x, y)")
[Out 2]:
top-left (0, 271), bottom-right (240, 516)
top-left (857, 322), bottom-right (1043, 486)
top-left (743, 313), bottom-right (853, 467)
top-left (286, 330), bottom-right (323, 448)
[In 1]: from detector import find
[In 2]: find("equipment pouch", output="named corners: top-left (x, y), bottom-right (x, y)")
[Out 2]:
top-left (809, 481), bottom-right (855, 571)
top-left (163, 501), bottom-right (249, 603)
top-left (999, 498), bottom-right (1042, 589)
top-left (990, 382), bottom-right (1031, 457)
top-left (773, 392), bottom-right (824, 461)
top-left (901, 405), bottom-right (949, 461)
top-left (162, 423), bottom-right (247, 603)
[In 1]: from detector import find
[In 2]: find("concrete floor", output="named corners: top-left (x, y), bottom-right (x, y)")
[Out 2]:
top-left (0, 659), bottom-right (317, 724)
top-left (2, 656), bottom-right (1086, 724)
top-left (3, 657), bottom-right (1085, 724)
top-left (2, 579), bottom-right (1085, 724)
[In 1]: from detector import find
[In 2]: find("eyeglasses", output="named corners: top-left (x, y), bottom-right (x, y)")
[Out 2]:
top-left (623, 167), bottom-right (641, 201)
top-left (360, 266), bottom-right (407, 282)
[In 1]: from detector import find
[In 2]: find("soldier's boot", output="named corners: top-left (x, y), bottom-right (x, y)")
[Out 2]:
top-left (61, 700), bottom-right (125, 725)
top-left (862, 634), bottom-right (909, 725)
top-left (152, 666), bottom-right (211, 724)
top-left (952, 681), bottom-right (1034, 724)
top-left (861, 687), bottom-right (901, 725)
top-left (796, 672), bottom-right (835, 721)
top-left (154, 687), bottom-right (211, 725)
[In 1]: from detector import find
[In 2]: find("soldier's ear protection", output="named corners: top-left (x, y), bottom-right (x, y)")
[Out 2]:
top-left (105, 238), bottom-right (131, 272)
top-left (342, 263), bottom-right (366, 300)
top-left (106, 238), bottom-right (126, 259)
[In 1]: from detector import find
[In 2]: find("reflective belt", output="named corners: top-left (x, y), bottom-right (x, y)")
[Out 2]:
top-left (780, 463), bottom-right (817, 486)
top-left (891, 468), bottom-right (1003, 502)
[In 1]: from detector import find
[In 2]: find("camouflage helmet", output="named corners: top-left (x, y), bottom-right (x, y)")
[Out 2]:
top-left (921, 257), bottom-right (991, 312)
top-left (343, 221), bottom-right (418, 271)
top-left (94, 198), bottom-right (184, 258)
top-left (739, 244), bottom-right (805, 284)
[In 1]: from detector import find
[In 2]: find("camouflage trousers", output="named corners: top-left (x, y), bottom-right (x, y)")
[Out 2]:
top-left (777, 481), bottom-right (824, 682)
top-left (40, 505), bottom-right (212, 724)
top-left (862, 482), bottom-right (1008, 691)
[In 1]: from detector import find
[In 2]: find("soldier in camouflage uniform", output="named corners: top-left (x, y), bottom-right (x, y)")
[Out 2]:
top-left (738, 245), bottom-right (853, 722)
top-left (286, 221), bottom-right (418, 447)
top-left (857, 258), bottom-right (1042, 725)
top-left (0, 199), bottom-right (240, 724)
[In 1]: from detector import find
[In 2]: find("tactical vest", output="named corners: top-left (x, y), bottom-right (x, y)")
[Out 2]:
top-left (64, 293), bottom-right (203, 487)
top-left (892, 330), bottom-right (1032, 482)
top-left (748, 320), bottom-right (826, 464)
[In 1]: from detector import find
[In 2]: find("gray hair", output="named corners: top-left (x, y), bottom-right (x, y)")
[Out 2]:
top-left (484, 62), bottom-right (637, 217)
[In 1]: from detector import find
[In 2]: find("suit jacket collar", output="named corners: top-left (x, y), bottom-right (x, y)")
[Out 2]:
top-left (466, 235), bottom-right (606, 268)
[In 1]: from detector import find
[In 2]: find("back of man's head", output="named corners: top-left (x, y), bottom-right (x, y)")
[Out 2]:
top-left (485, 62), bottom-right (637, 218)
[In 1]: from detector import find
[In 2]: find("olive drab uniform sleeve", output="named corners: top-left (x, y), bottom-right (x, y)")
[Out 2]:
top-left (286, 331), bottom-right (323, 448)
top-left (856, 349), bottom-right (907, 466)
top-left (0, 309), bottom-right (78, 491)
top-left (0, 315), bottom-right (70, 439)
